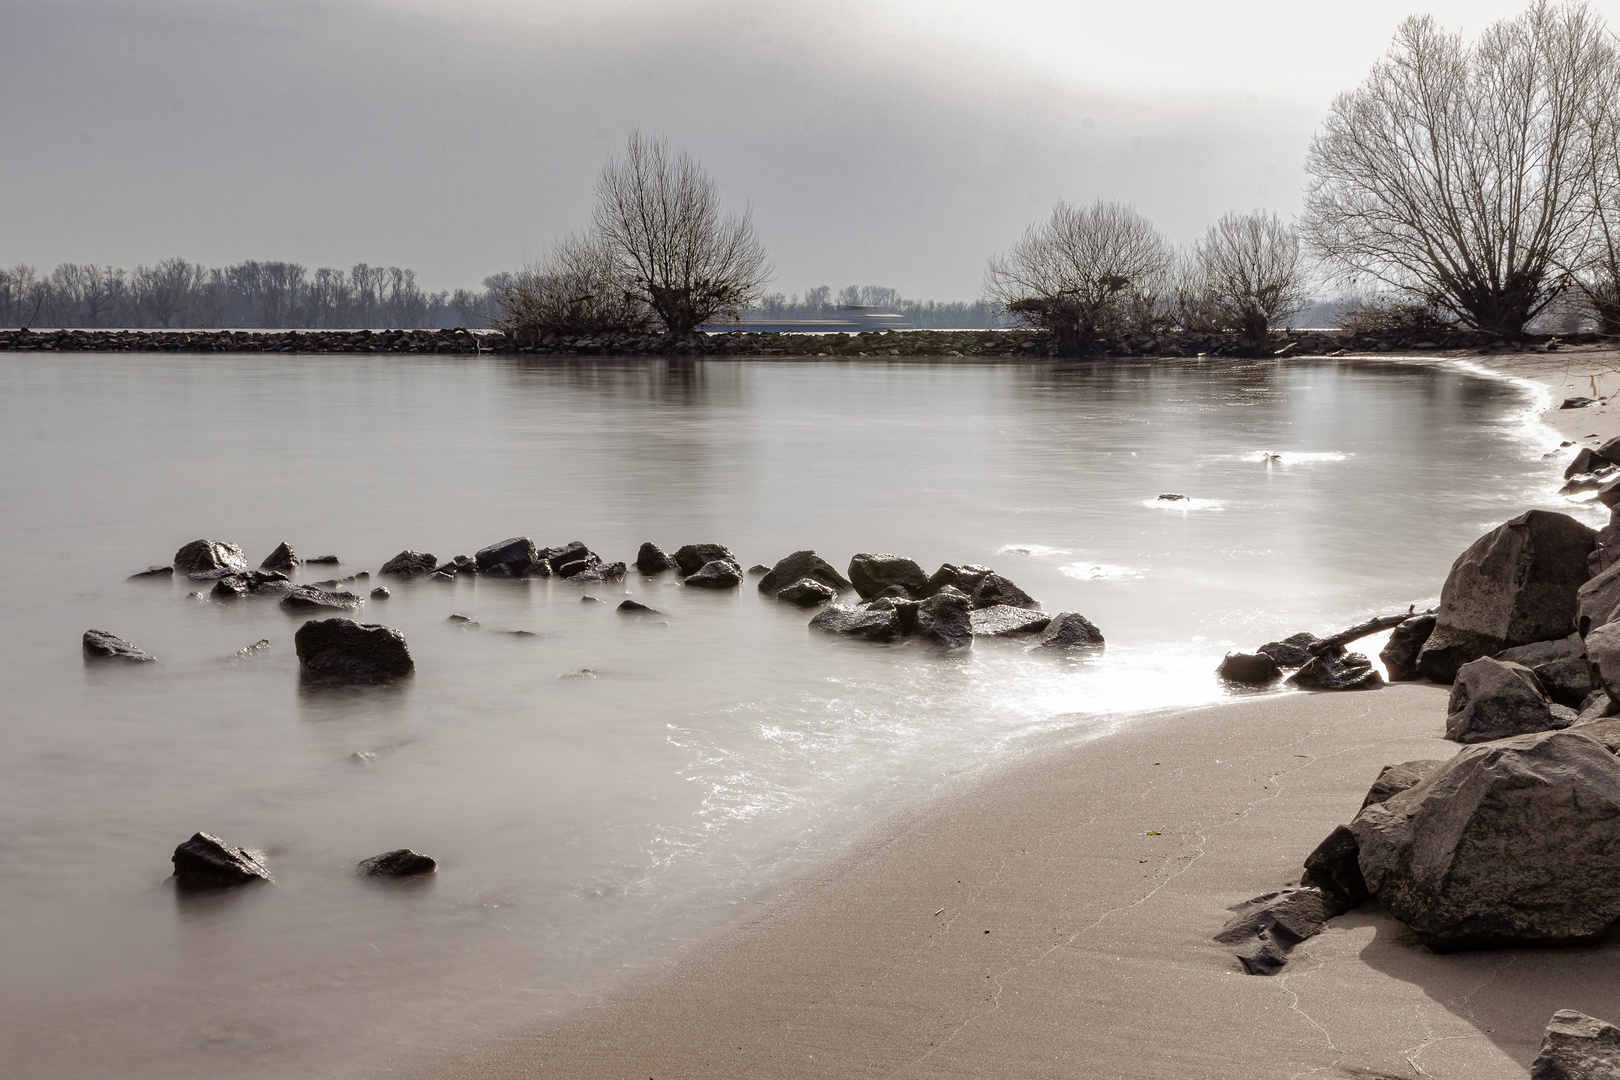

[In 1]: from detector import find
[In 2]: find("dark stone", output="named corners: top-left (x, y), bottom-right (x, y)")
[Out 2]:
top-left (970, 572), bottom-right (1039, 611)
top-left (127, 565), bottom-right (173, 579)
top-left (370, 586), bottom-right (390, 599)
top-left (916, 585), bottom-right (973, 649)
top-left (777, 577), bottom-right (837, 607)
top-left (173, 539), bottom-right (248, 575)
top-left (953, 565), bottom-right (994, 595)
top-left (445, 614), bottom-right (480, 629)
top-left (172, 832), bottom-right (271, 889)
top-left (873, 583), bottom-right (915, 600)
top-left (379, 550), bottom-right (437, 577)
top-left (847, 553), bottom-right (929, 600)
top-left (1300, 824), bottom-right (1369, 909)
top-left (969, 605), bottom-right (1052, 637)
top-left (673, 543), bottom-right (736, 576)
top-left (809, 604), bottom-right (901, 642)
top-left (229, 639), bottom-right (271, 661)
top-left (211, 576), bottom-right (249, 599)
top-left (1360, 760), bottom-right (1443, 810)
top-left (1591, 509), bottom-right (1620, 577)
top-left (1417, 511), bottom-right (1597, 683)
top-left (304, 555), bottom-right (340, 565)
top-left (747, 564), bottom-right (769, 575)
top-left (1580, 561), bottom-right (1620, 636)
top-left (684, 560), bottom-right (742, 589)
top-left (1214, 887), bottom-right (1341, 975)
top-left (475, 536), bottom-right (540, 577)
top-left (1566, 447), bottom-right (1604, 479)
top-left (1217, 652), bottom-right (1281, 684)
top-left (259, 542), bottom-right (298, 572)
top-left (1380, 615), bottom-right (1436, 681)
top-left (635, 542), bottom-right (675, 574)
top-left (618, 599), bottom-right (661, 615)
top-left (1446, 657), bottom-right (1572, 742)
top-left (570, 561), bottom-right (627, 584)
top-left (919, 563), bottom-right (962, 598)
top-left (1497, 633), bottom-right (1586, 667)
top-left (1597, 436), bottom-right (1620, 468)
top-left (1537, 656), bottom-right (1594, 707)
top-left (83, 629), bottom-right (156, 663)
top-left (1288, 652), bottom-right (1384, 692)
top-left (357, 849), bottom-right (437, 877)
top-left (1531, 1010), bottom-right (1620, 1080)
top-left (1258, 633), bottom-right (1320, 668)
top-left (1562, 396), bottom-right (1598, 409)
top-left (758, 550), bottom-right (852, 596)
top-left (294, 618), bottom-right (414, 685)
top-left (1032, 613), bottom-right (1105, 649)
top-left (544, 541), bottom-right (597, 577)
top-left (866, 595), bottom-right (920, 635)
top-left (1586, 622), bottom-right (1620, 705)
top-left (281, 585), bottom-right (363, 612)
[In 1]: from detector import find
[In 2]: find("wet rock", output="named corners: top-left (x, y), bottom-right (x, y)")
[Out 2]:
top-left (229, 639), bottom-right (271, 661)
top-left (379, 550), bottom-right (437, 578)
top-left (618, 599), bottom-right (661, 615)
top-left (1360, 760), bottom-right (1443, 810)
top-left (294, 618), bottom-right (414, 685)
top-left (916, 585), bottom-right (972, 649)
top-left (1531, 1010), bottom-right (1620, 1080)
top-left (1446, 657), bottom-right (1571, 743)
top-left (1598, 436), bottom-right (1620, 467)
top-left (1566, 447), bottom-right (1605, 478)
top-left (747, 564), bottom-right (769, 575)
top-left (281, 585), bottom-right (363, 612)
top-left (83, 629), bottom-right (156, 663)
top-left (634, 542), bottom-right (676, 574)
top-left (758, 550), bottom-right (852, 596)
top-left (1417, 511), bottom-right (1596, 683)
top-left (873, 583), bottom-right (915, 600)
top-left (259, 542), bottom-right (298, 572)
top-left (475, 536), bottom-right (539, 577)
top-left (970, 572), bottom-right (1039, 611)
top-left (1258, 633), bottom-right (1320, 668)
top-left (1214, 887), bottom-right (1341, 975)
top-left (777, 577), bottom-right (837, 607)
top-left (570, 561), bottom-right (627, 585)
top-left (370, 586), bottom-right (390, 600)
top-left (171, 832), bottom-right (271, 889)
top-left (127, 565), bottom-right (173, 579)
top-left (357, 849), bottom-right (437, 877)
top-left (1158, 493), bottom-right (1190, 501)
top-left (673, 543), bottom-right (736, 576)
top-left (1600, 477), bottom-right (1620, 510)
top-left (542, 541), bottom-right (596, 578)
top-left (1217, 651), bottom-right (1281, 684)
top-left (1380, 615), bottom-right (1437, 681)
top-left (970, 605), bottom-right (1052, 637)
top-left (304, 555), bottom-right (340, 565)
top-left (1300, 825), bottom-right (1369, 909)
top-left (1353, 729), bottom-right (1620, 949)
top-left (809, 604), bottom-right (901, 642)
top-left (445, 614), bottom-right (480, 630)
top-left (684, 560), bottom-right (742, 589)
top-left (1288, 652), bottom-right (1384, 691)
top-left (173, 539), bottom-right (248, 575)
top-left (1586, 622), bottom-right (1620, 702)
top-left (1497, 633), bottom-right (1587, 667)
top-left (919, 563), bottom-right (962, 598)
top-left (953, 565), bottom-right (994, 595)
top-left (866, 595), bottom-right (920, 635)
top-left (848, 553), bottom-right (929, 600)
top-left (580, 596), bottom-right (603, 604)
top-left (1032, 613), bottom-right (1105, 649)
top-left (432, 555), bottom-right (476, 577)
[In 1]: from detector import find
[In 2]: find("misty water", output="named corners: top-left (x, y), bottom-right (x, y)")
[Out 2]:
top-left (0, 353), bottom-right (1590, 1079)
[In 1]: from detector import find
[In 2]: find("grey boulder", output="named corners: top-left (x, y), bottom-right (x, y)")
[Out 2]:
top-left (280, 585), bottom-right (363, 612)
top-left (357, 849), bottom-right (437, 877)
top-left (172, 832), bottom-right (272, 889)
top-left (1217, 652), bottom-right (1281, 684)
top-left (1445, 657), bottom-right (1571, 743)
top-left (379, 550), bottom-right (437, 578)
top-left (970, 605), bottom-right (1052, 637)
top-left (1032, 613), bottom-right (1105, 649)
top-left (259, 542), bottom-right (298, 572)
top-left (1300, 825), bottom-right (1369, 909)
top-left (848, 553), bottom-right (929, 600)
top-left (294, 618), bottom-right (414, 685)
top-left (684, 560), bottom-right (742, 589)
top-left (1532, 1010), bottom-right (1620, 1080)
top-left (83, 629), bottom-right (156, 663)
top-left (475, 536), bottom-right (540, 577)
top-left (1379, 615), bottom-right (1436, 681)
top-left (916, 586), bottom-right (973, 649)
top-left (777, 577), bottom-right (837, 607)
top-left (173, 539), bottom-right (248, 575)
top-left (1258, 633), bottom-right (1319, 667)
top-left (673, 543), bottom-right (736, 577)
top-left (809, 604), bottom-right (901, 642)
top-left (635, 542), bottom-right (675, 574)
top-left (1287, 652), bottom-right (1383, 691)
top-left (970, 572), bottom-right (1039, 611)
top-left (758, 550), bottom-right (852, 596)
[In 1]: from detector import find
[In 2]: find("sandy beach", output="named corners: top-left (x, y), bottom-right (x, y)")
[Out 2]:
top-left (426, 346), bottom-right (1620, 1080)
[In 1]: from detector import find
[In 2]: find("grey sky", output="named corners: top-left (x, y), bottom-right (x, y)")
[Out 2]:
top-left (1, 0), bottom-right (1544, 298)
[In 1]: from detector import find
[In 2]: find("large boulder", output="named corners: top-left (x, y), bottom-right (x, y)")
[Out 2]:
top-left (1360, 760), bottom-right (1443, 810)
top-left (1580, 560), bottom-right (1620, 636)
top-left (571, 561), bottom-right (627, 585)
top-left (916, 586), bottom-right (973, 649)
top-left (83, 629), bottom-right (156, 663)
top-left (294, 618), bottom-right (414, 685)
top-left (1217, 652), bottom-right (1281, 684)
top-left (1031, 613), bottom-right (1105, 649)
top-left (1353, 730), bottom-right (1620, 950)
top-left (970, 605), bottom-right (1052, 637)
top-left (848, 553), bottom-right (929, 600)
top-left (777, 577), bottom-right (837, 607)
top-left (1586, 622), bottom-right (1620, 702)
top-left (172, 832), bottom-right (272, 889)
top-left (673, 543), bottom-right (735, 577)
top-left (174, 539), bottom-right (248, 576)
top-left (1287, 652), bottom-right (1384, 691)
top-left (1446, 657), bottom-right (1571, 743)
top-left (1532, 1010), bottom-right (1620, 1080)
top-left (758, 551), bottom-right (852, 596)
top-left (635, 542), bottom-right (675, 574)
top-left (259, 542), bottom-right (298, 572)
top-left (475, 536), bottom-right (540, 577)
top-left (1300, 825), bottom-right (1369, 909)
top-left (970, 572), bottom-right (1039, 611)
top-left (1537, 657), bottom-right (1595, 707)
top-left (1416, 511), bottom-right (1596, 683)
top-left (809, 604), bottom-right (901, 642)
top-left (684, 560), bottom-right (742, 589)
top-left (867, 596), bottom-right (920, 635)
top-left (1379, 615), bottom-right (1436, 681)
top-left (379, 550), bottom-right (437, 577)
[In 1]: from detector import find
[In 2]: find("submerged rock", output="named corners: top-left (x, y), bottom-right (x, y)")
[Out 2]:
top-left (1032, 613), bottom-right (1105, 649)
top-left (848, 553), bottom-right (929, 600)
top-left (281, 585), bottom-right (363, 612)
top-left (809, 604), bottom-right (901, 642)
top-left (1287, 652), bottom-right (1383, 691)
top-left (127, 565), bottom-right (173, 579)
top-left (304, 555), bottom-right (340, 565)
top-left (684, 560), bottom-right (742, 589)
top-left (171, 832), bottom-right (272, 889)
top-left (379, 550), bottom-right (437, 578)
top-left (259, 542), bottom-right (298, 572)
top-left (758, 551), bottom-right (852, 596)
top-left (777, 577), bottom-right (837, 607)
top-left (357, 849), bottom-right (437, 878)
top-left (618, 599), bottom-right (662, 615)
top-left (673, 543), bottom-right (736, 576)
top-left (475, 536), bottom-right (539, 577)
top-left (294, 618), bottom-right (414, 686)
top-left (1531, 1010), bottom-right (1620, 1080)
top-left (1214, 887), bottom-right (1341, 975)
top-left (1380, 615), bottom-right (1437, 681)
top-left (1217, 652), bottom-right (1281, 684)
top-left (970, 572), bottom-right (1039, 611)
top-left (1258, 633), bottom-right (1320, 668)
top-left (83, 629), bottom-right (156, 663)
top-left (570, 561), bottom-right (627, 585)
top-left (635, 542), bottom-right (675, 574)
top-left (970, 605), bottom-right (1052, 637)
top-left (916, 586), bottom-right (973, 649)
top-left (370, 586), bottom-right (390, 600)
top-left (173, 539), bottom-right (248, 576)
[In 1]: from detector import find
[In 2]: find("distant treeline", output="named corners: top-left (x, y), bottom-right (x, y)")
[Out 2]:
top-left (0, 260), bottom-right (509, 330)
top-left (752, 286), bottom-right (997, 329)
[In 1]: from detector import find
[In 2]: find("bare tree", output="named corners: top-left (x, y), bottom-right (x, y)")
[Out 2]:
top-left (1304, 1), bottom-right (1617, 338)
top-left (0, 265), bottom-right (40, 327)
top-left (492, 232), bottom-right (654, 339)
top-left (1573, 47), bottom-right (1620, 333)
top-left (983, 200), bottom-right (1173, 355)
top-left (131, 258), bottom-right (202, 327)
top-left (1193, 211), bottom-right (1308, 349)
top-left (592, 131), bottom-right (771, 334)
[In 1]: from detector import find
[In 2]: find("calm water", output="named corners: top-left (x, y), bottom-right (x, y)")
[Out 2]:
top-left (0, 354), bottom-right (1587, 1079)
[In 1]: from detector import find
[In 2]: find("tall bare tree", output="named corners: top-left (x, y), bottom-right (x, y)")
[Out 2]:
top-left (1573, 47), bottom-right (1620, 333)
top-left (1192, 211), bottom-right (1308, 349)
top-left (983, 200), bottom-right (1173, 355)
top-left (592, 131), bottom-right (771, 334)
top-left (132, 258), bottom-right (202, 327)
top-left (1304, 1), bottom-right (1617, 338)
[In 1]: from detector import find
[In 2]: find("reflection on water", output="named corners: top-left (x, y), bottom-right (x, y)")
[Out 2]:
top-left (0, 353), bottom-right (1586, 1080)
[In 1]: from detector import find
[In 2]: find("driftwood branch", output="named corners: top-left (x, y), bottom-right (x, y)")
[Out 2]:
top-left (1308, 608), bottom-right (1436, 655)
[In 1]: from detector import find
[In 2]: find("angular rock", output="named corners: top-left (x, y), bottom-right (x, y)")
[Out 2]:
top-left (1446, 657), bottom-right (1569, 743)
top-left (1258, 633), bottom-right (1320, 668)
top-left (379, 550), bottom-right (437, 578)
top-left (1592, 509), bottom-right (1620, 577)
top-left (617, 599), bottom-right (661, 615)
top-left (848, 553), bottom-right (929, 601)
top-left (866, 595), bottom-right (920, 635)
top-left (683, 560), bottom-right (742, 589)
top-left (281, 585), bottom-right (363, 612)
top-left (747, 564), bottom-right (769, 575)
top-left (370, 586), bottom-right (390, 600)
top-left (294, 618), bottom-right (414, 685)
top-left (1417, 511), bottom-right (1596, 683)
top-left (1217, 651), bottom-right (1281, 684)
top-left (1537, 656), bottom-right (1594, 707)
top-left (1580, 690), bottom-right (1617, 725)
top-left (1360, 760), bottom-right (1444, 810)
top-left (635, 542), bottom-right (675, 574)
top-left (1582, 561), bottom-right (1620, 638)
top-left (171, 832), bottom-right (271, 889)
top-left (1380, 615), bottom-right (1437, 681)
top-left (571, 561), bottom-right (627, 585)
top-left (758, 551), bottom-right (852, 596)
top-left (970, 572), bottom-right (1039, 611)
top-left (777, 577), bottom-right (837, 607)
top-left (259, 542), bottom-right (298, 572)
top-left (1354, 729), bottom-right (1620, 949)
top-left (1032, 612), bottom-right (1105, 649)
top-left (970, 605), bottom-right (1052, 637)
top-left (673, 543), bottom-right (736, 577)
top-left (357, 849), bottom-right (437, 877)
top-left (1214, 887), bottom-right (1340, 975)
top-left (1498, 633), bottom-right (1587, 667)
top-left (809, 604), bottom-right (901, 642)
top-left (916, 585), bottom-right (973, 650)
top-left (1600, 477), bottom-right (1620, 510)
top-left (1532, 1010), bottom-right (1620, 1080)
top-left (953, 565), bottom-right (994, 595)
top-left (128, 565), bottom-right (173, 579)
top-left (173, 539), bottom-right (248, 575)
top-left (229, 638), bottom-right (271, 661)
top-left (211, 576), bottom-right (249, 599)
top-left (1300, 825), bottom-right (1369, 909)
top-left (83, 629), bottom-right (156, 663)
top-left (1566, 447), bottom-right (1604, 478)
top-left (475, 537), bottom-right (540, 577)
top-left (919, 563), bottom-right (962, 599)
top-left (1287, 653), bottom-right (1383, 691)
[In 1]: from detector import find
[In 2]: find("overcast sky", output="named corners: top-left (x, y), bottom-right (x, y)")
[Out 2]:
top-left (0, 0), bottom-right (1552, 299)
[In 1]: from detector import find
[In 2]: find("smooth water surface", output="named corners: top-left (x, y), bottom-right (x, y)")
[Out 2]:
top-left (0, 354), bottom-right (1585, 1079)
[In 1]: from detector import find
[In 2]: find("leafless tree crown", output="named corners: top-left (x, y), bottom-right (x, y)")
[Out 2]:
top-left (1303, 0), bottom-right (1619, 337)
top-left (1192, 211), bottom-right (1308, 347)
top-left (491, 233), bottom-right (654, 338)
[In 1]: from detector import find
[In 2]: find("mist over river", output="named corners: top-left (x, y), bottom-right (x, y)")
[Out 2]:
top-left (0, 353), bottom-right (1589, 1079)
